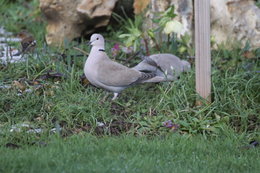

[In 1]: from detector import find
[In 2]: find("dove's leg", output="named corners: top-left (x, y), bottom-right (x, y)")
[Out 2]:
top-left (112, 93), bottom-right (119, 100)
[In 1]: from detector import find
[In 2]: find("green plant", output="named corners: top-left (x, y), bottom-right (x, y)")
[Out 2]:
top-left (117, 15), bottom-right (145, 52)
top-left (153, 5), bottom-right (193, 56)
top-left (256, 0), bottom-right (260, 8)
top-left (0, 0), bottom-right (45, 45)
top-left (0, 0), bottom-right (260, 147)
top-left (152, 5), bottom-right (177, 33)
top-left (115, 5), bottom-right (194, 57)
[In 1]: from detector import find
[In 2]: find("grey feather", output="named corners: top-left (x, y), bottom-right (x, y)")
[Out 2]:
top-left (132, 53), bottom-right (191, 82)
top-left (84, 34), bottom-right (156, 100)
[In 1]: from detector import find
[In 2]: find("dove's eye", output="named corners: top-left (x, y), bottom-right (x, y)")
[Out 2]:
top-left (96, 37), bottom-right (99, 40)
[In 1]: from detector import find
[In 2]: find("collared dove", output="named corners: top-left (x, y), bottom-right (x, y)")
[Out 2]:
top-left (84, 33), bottom-right (155, 100)
top-left (132, 53), bottom-right (191, 82)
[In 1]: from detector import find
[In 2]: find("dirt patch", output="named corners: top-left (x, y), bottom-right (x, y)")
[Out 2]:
top-left (67, 120), bottom-right (136, 136)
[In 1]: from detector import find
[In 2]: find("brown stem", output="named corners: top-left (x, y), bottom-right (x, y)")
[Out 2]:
top-left (143, 37), bottom-right (150, 56)
top-left (73, 47), bottom-right (89, 56)
top-left (151, 37), bottom-right (161, 52)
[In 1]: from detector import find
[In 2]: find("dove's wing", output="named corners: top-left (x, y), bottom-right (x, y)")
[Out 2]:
top-left (97, 59), bottom-right (154, 87)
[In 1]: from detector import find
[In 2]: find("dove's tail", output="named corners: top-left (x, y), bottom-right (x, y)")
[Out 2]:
top-left (134, 71), bottom-right (157, 84)
top-left (142, 56), bottom-right (165, 73)
top-left (140, 72), bottom-right (156, 80)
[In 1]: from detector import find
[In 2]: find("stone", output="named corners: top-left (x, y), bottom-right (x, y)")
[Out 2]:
top-left (138, 0), bottom-right (260, 49)
top-left (77, 0), bottom-right (118, 29)
top-left (39, 0), bottom-right (118, 46)
top-left (133, 0), bottom-right (151, 14)
top-left (143, 0), bottom-right (193, 37)
top-left (40, 0), bottom-right (260, 48)
top-left (211, 0), bottom-right (260, 49)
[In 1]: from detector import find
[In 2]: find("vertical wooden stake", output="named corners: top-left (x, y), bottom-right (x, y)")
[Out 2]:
top-left (195, 0), bottom-right (211, 105)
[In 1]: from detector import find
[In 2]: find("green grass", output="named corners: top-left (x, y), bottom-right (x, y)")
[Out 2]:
top-left (0, 134), bottom-right (260, 173)
top-left (0, 0), bottom-right (259, 138)
top-left (0, 0), bottom-right (44, 38)
top-left (0, 0), bottom-right (260, 172)
top-left (1, 48), bottom-right (259, 139)
top-left (256, 0), bottom-right (260, 8)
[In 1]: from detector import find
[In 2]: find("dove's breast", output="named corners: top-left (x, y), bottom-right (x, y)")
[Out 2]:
top-left (84, 54), bottom-right (98, 81)
top-left (84, 59), bottom-right (125, 93)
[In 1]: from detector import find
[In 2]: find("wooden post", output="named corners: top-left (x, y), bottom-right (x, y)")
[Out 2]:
top-left (195, 0), bottom-right (211, 105)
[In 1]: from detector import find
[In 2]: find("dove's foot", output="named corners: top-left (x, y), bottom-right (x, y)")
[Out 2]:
top-left (111, 93), bottom-right (119, 101)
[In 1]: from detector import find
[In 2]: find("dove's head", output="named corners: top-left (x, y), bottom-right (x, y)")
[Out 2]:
top-left (181, 60), bottom-right (191, 72)
top-left (89, 34), bottom-right (105, 48)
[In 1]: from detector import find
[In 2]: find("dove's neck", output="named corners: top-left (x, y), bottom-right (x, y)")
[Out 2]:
top-left (87, 46), bottom-right (109, 64)
top-left (90, 46), bottom-right (105, 54)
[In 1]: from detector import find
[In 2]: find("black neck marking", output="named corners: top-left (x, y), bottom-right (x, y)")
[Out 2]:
top-left (98, 49), bottom-right (105, 52)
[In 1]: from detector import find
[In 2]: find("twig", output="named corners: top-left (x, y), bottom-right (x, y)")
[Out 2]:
top-left (124, 51), bottom-right (141, 64)
top-left (73, 47), bottom-right (89, 56)
top-left (143, 37), bottom-right (150, 56)
top-left (151, 37), bottom-right (161, 52)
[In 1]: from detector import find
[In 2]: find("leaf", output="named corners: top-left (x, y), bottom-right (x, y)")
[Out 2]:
top-left (12, 80), bottom-right (26, 91)
top-left (178, 46), bottom-right (187, 54)
top-left (152, 18), bottom-right (161, 24)
top-left (118, 34), bottom-right (131, 38)
top-left (163, 5), bottom-right (176, 18)
top-left (147, 29), bottom-right (155, 39)
top-left (242, 40), bottom-right (251, 52)
top-left (179, 121), bottom-right (190, 127)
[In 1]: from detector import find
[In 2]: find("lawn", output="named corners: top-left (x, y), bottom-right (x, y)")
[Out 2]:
top-left (0, 0), bottom-right (260, 172)
top-left (1, 134), bottom-right (260, 173)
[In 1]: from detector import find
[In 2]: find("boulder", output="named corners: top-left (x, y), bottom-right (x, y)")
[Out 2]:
top-left (211, 0), bottom-right (260, 48)
top-left (40, 0), bottom-right (118, 46)
top-left (140, 0), bottom-right (193, 37)
top-left (40, 0), bottom-right (260, 48)
top-left (137, 0), bottom-right (260, 49)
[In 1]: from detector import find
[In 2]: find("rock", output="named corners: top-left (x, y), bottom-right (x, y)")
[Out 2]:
top-left (40, 0), bottom-right (259, 48)
top-left (211, 0), bottom-right (260, 49)
top-left (142, 0), bottom-right (193, 38)
top-left (138, 0), bottom-right (260, 49)
top-left (77, 0), bottom-right (118, 29)
top-left (169, 0), bottom-right (193, 36)
top-left (40, 0), bottom-right (81, 46)
top-left (40, 0), bottom-right (118, 46)
top-left (133, 0), bottom-right (151, 14)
